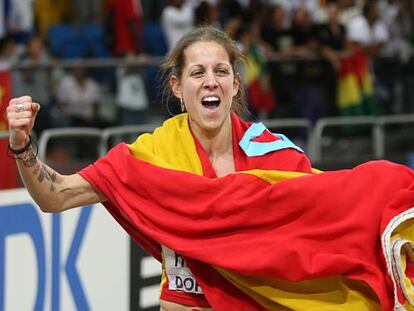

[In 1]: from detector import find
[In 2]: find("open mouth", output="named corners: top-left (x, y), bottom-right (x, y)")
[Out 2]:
top-left (201, 96), bottom-right (221, 109)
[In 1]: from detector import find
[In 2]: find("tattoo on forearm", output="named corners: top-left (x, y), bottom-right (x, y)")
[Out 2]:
top-left (18, 147), bottom-right (57, 192)
top-left (21, 148), bottom-right (37, 168)
top-left (32, 164), bottom-right (40, 176)
top-left (37, 164), bottom-right (57, 191)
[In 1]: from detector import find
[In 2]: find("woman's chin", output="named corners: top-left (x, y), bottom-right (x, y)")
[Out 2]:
top-left (199, 117), bottom-right (230, 134)
top-left (200, 104), bottom-right (221, 117)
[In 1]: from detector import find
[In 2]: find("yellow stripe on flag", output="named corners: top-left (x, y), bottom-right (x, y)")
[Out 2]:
top-left (216, 268), bottom-right (381, 311)
top-left (337, 74), bottom-right (361, 109)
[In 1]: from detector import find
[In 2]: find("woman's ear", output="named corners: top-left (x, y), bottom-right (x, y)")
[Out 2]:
top-left (233, 73), bottom-right (241, 97)
top-left (170, 75), bottom-right (182, 99)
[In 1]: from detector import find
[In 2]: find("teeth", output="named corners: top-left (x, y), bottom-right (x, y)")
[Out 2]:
top-left (203, 96), bottom-right (219, 102)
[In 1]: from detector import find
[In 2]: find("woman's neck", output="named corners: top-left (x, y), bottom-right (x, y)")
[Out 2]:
top-left (190, 115), bottom-right (236, 177)
top-left (190, 116), bottom-right (233, 158)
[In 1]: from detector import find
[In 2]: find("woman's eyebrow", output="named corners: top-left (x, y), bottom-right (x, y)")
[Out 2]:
top-left (187, 61), bottom-right (231, 68)
top-left (186, 64), bottom-right (204, 70)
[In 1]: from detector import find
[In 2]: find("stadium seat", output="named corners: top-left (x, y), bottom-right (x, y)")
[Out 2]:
top-left (81, 24), bottom-right (111, 58)
top-left (48, 24), bottom-right (87, 58)
top-left (48, 24), bottom-right (110, 59)
top-left (143, 22), bottom-right (167, 56)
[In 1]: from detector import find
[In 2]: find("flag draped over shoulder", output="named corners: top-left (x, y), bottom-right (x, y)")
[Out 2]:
top-left (80, 114), bottom-right (414, 310)
top-left (337, 50), bottom-right (376, 116)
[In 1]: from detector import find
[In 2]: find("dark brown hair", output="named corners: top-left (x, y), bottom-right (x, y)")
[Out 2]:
top-left (160, 26), bottom-right (247, 116)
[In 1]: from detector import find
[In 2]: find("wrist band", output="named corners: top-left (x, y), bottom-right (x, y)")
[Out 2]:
top-left (7, 135), bottom-right (32, 155)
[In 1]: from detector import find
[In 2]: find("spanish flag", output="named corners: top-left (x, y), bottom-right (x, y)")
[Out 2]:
top-left (337, 50), bottom-right (376, 117)
top-left (80, 114), bottom-right (414, 310)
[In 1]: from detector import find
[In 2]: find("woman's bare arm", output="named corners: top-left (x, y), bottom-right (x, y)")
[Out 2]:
top-left (7, 96), bottom-right (106, 212)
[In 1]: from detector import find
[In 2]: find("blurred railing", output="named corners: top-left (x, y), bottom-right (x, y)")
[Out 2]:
top-left (38, 127), bottom-right (102, 161)
top-left (309, 116), bottom-right (378, 163)
top-left (309, 114), bottom-right (414, 165)
top-left (375, 114), bottom-right (414, 159)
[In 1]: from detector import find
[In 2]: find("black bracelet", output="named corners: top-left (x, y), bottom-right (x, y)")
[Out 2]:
top-left (7, 135), bottom-right (32, 155)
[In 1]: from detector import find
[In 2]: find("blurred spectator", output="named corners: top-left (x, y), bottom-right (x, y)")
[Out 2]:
top-left (242, 0), bottom-right (265, 25)
top-left (317, 2), bottom-right (347, 69)
top-left (7, 0), bottom-right (35, 45)
top-left (261, 4), bottom-right (294, 53)
top-left (285, 6), bottom-right (327, 121)
top-left (161, 0), bottom-right (194, 51)
top-left (378, 0), bottom-right (399, 27)
top-left (346, 1), bottom-right (392, 111)
top-left (72, 0), bottom-right (102, 25)
top-left (104, 0), bottom-right (144, 56)
top-left (12, 36), bottom-right (55, 134)
top-left (194, 1), bottom-right (219, 27)
top-left (55, 65), bottom-right (100, 127)
top-left (53, 65), bottom-right (101, 159)
top-left (381, 0), bottom-right (413, 62)
top-left (141, 0), bottom-right (164, 21)
top-left (347, 0), bottom-right (389, 57)
top-left (290, 6), bottom-right (319, 57)
top-left (268, 0), bottom-right (321, 23)
top-left (318, 3), bottom-right (347, 52)
top-left (217, 0), bottom-right (244, 25)
top-left (33, 0), bottom-right (73, 38)
top-left (232, 0), bottom-right (249, 10)
top-left (116, 65), bottom-right (149, 125)
top-left (0, 36), bottom-right (19, 69)
top-left (337, 0), bottom-right (362, 26)
top-left (12, 36), bottom-right (52, 108)
top-left (317, 2), bottom-right (349, 118)
top-left (223, 16), bottom-right (241, 38)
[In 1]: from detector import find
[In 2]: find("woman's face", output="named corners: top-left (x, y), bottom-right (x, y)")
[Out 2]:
top-left (171, 40), bottom-right (239, 134)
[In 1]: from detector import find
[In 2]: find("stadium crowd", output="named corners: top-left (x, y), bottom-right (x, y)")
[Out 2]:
top-left (1, 0), bottom-right (414, 133)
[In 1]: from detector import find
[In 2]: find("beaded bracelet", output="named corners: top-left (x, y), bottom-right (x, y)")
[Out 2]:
top-left (7, 135), bottom-right (38, 164)
top-left (7, 135), bottom-right (32, 155)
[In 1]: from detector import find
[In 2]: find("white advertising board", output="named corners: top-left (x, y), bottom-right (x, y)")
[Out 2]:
top-left (0, 188), bottom-right (129, 311)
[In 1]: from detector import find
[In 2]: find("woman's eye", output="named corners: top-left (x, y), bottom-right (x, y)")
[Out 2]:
top-left (191, 71), bottom-right (203, 77)
top-left (217, 68), bottom-right (229, 75)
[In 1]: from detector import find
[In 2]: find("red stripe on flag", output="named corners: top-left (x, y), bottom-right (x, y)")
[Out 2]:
top-left (251, 129), bottom-right (280, 143)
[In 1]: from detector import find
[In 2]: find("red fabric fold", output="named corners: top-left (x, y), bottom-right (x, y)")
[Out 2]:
top-left (80, 143), bottom-right (414, 310)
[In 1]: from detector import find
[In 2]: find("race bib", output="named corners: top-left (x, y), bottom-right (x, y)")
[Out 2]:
top-left (162, 246), bottom-right (204, 294)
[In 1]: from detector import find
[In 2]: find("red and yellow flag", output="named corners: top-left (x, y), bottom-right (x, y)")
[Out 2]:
top-left (80, 114), bottom-right (414, 310)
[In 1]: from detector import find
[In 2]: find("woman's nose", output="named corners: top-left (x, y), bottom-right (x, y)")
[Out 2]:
top-left (203, 72), bottom-right (218, 89)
